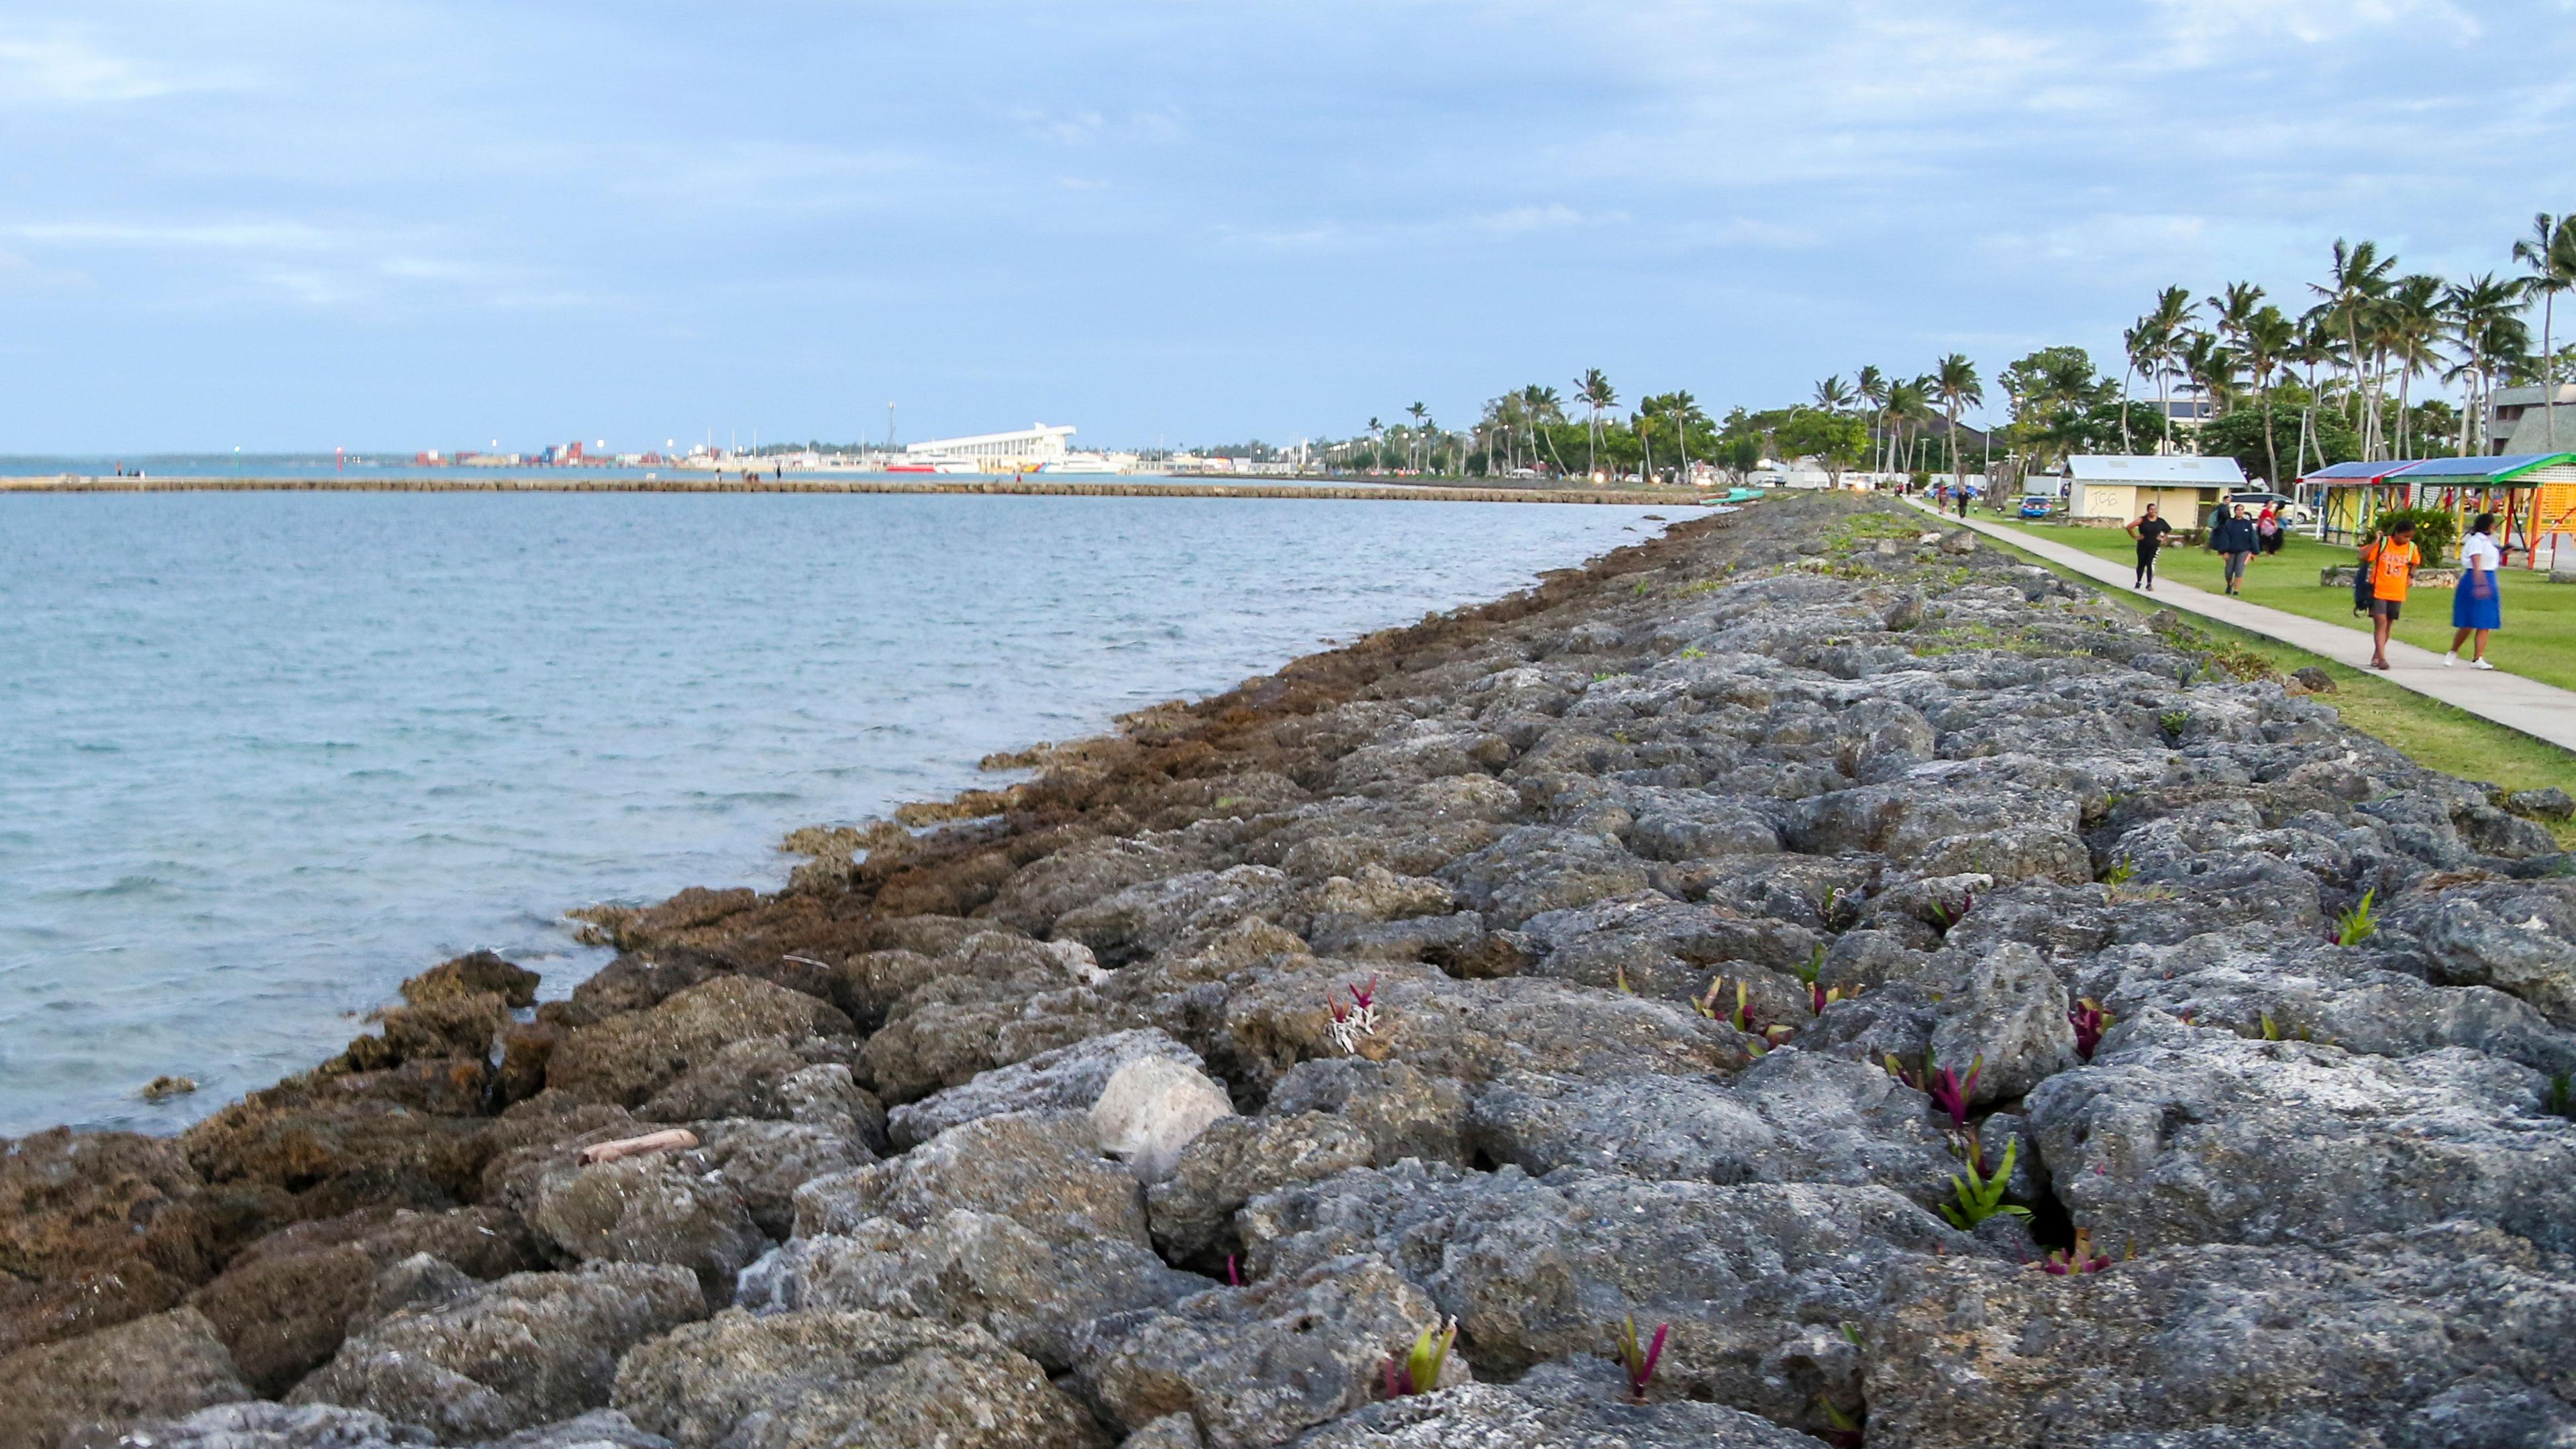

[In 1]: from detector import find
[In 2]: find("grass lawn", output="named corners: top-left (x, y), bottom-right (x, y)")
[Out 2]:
top-left (1983, 516), bottom-right (2576, 694)
top-left (1965, 526), bottom-right (2576, 846)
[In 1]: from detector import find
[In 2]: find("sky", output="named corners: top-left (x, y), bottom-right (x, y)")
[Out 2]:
top-left (1, 0), bottom-right (2571, 454)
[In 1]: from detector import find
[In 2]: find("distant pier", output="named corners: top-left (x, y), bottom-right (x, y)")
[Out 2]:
top-left (0, 475), bottom-right (1700, 506)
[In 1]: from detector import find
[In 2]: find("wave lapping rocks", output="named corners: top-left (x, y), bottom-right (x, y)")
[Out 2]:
top-left (7, 494), bottom-right (2576, 1448)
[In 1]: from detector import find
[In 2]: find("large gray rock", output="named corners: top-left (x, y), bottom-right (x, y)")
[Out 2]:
top-left (792, 1110), bottom-right (1146, 1248)
top-left (635, 1036), bottom-right (879, 1135)
top-left (1053, 865), bottom-right (1295, 965)
top-left (2383, 879), bottom-right (2576, 1028)
top-left (524, 1154), bottom-right (766, 1302)
top-left (1465, 1052), bottom-right (1953, 1201)
top-left (1075, 1256), bottom-right (1446, 1448)
top-left (86, 1402), bottom-right (431, 1449)
top-left (1289, 1368), bottom-right (1831, 1448)
top-left (2027, 1015), bottom-right (2576, 1253)
top-left (1239, 1163), bottom-right (1965, 1434)
top-left (1146, 1113), bottom-right (1375, 1263)
top-left (737, 1212), bottom-right (1208, 1371)
top-left (2075, 930), bottom-right (2576, 1079)
top-left (1514, 894), bottom-right (1822, 1002)
top-left (612, 1307), bottom-right (1105, 1449)
top-left (1436, 828), bottom-right (1653, 928)
top-left (1927, 943), bottom-right (2077, 1105)
top-left (548, 978), bottom-right (853, 1108)
top-left (1090, 1056), bottom-right (1239, 1185)
top-left (184, 1204), bottom-right (539, 1398)
top-left (884, 1028), bottom-right (1206, 1148)
top-left (1261, 1059), bottom-right (1470, 1167)
top-left (1865, 1222), bottom-right (2576, 1448)
top-left (1213, 957), bottom-right (1747, 1095)
top-left (0, 1308), bottom-right (251, 1449)
top-left (287, 1263), bottom-right (705, 1440)
top-left (678, 1119), bottom-right (875, 1238)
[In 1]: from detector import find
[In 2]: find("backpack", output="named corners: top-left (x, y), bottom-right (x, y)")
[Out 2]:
top-left (2353, 541), bottom-right (2375, 616)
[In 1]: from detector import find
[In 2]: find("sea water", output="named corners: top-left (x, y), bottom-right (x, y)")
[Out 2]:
top-left (0, 491), bottom-right (1668, 1134)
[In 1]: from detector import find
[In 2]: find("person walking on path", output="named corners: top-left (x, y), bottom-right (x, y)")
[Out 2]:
top-left (2126, 503), bottom-right (2173, 590)
top-left (2360, 518), bottom-right (2421, 671)
top-left (1955, 482), bottom-right (1972, 519)
top-left (2448, 513), bottom-right (2506, 670)
top-left (2257, 505), bottom-right (2283, 555)
top-left (2210, 504), bottom-right (2260, 596)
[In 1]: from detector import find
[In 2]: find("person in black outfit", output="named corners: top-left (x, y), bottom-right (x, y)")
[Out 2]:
top-left (2126, 504), bottom-right (2173, 590)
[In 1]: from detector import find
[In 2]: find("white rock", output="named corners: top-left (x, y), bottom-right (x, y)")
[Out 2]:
top-left (1090, 1055), bottom-right (1236, 1183)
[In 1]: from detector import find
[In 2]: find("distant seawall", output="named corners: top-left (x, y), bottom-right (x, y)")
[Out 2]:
top-left (0, 476), bottom-right (1696, 506)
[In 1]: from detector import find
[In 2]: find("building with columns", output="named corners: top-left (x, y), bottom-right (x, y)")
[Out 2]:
top-left (905, 423), bottom-right (1076, 469)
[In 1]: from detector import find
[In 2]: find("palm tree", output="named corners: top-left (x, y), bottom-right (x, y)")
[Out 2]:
top-left (2514, 213), bottom-right (2576, 450)
top-left (2310, 239), bottom-right (2398, 459)
top-left (2288, 311), bottom-right (2344, 474)
top-left (1663, 390), bottom-right (1705, 484)
top-left (1404, 402), bottom-right (1429, 472)
top-left (2381, 275), bottom-right (2445, 458)
top-left (2118, 321), bottom-right (2154, 452)
top-left (2444, 274), bottom-right (2528, 454)
top-left (2206, 282), bottom-right (2265, 348)
top-left (1366, 417), bottom-right (1384, 473)
top-left (1855, 367), bottom-right (1889, 474)
top-left (1524, 384), bottom-right (1572, 476)
top-left (1886, 379), bottom-right (1933, 476)
top-left (1812, 375), bottom-right (1855, 413)
top-left (2141, 287), bottom-right (2194, 454)
top-left (2181, 331), bottom-right (2240, 419)
top-left (2241, 305), bottom-right (2295, 484)
top-left (1930, 354), bottom-right (1983, 498)
top-left (1576, 370), bottom-right (1616, 478)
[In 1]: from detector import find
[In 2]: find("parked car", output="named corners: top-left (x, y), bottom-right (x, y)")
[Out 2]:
top-left (2019, 495), bottom-right (2057, 519)
top-left (2229, 490), bottom-right (2315, 525)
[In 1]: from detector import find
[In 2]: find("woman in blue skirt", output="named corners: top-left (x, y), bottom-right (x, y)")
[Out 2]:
top-left (2446, 513), bottom-right (2504, 669)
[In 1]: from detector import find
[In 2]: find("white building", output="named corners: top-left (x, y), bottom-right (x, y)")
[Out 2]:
top-left (2065, 455), bottom-right (2246, 527)
top-left (907, 423), bottom-right (1076, 470)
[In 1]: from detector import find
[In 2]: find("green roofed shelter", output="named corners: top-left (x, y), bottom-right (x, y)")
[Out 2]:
top-left (2389, 453), bottom-right (2576, 570)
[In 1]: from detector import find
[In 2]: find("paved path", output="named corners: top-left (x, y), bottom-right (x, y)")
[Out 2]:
top-left (1908, 498), bottom-right (2576, 755)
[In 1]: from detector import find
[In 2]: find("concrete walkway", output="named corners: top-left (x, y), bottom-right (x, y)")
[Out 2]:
top-left (1906, 498), bottom-right (2576, 756)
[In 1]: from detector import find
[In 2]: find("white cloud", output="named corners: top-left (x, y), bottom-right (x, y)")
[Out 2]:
top-left (0, 27), bottom-right (224, 105)
top-left (2145, 0), bottom-right (2479, 62)
top-left (5, 220), bottom-right (333, 250)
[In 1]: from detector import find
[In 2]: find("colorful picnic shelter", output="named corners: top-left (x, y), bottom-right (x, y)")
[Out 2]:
top-left (2300, 460), bottom-right (2422, 545)
top-left (2387, 453), bottom-right (2576, 569)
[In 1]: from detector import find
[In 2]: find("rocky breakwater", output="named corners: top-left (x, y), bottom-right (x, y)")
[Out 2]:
top-left (8, 492), bottom-right (2576, 1449)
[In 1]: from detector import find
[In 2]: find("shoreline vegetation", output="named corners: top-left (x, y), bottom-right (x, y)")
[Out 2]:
top-left (9, 494), bottom-right (2576, 1448)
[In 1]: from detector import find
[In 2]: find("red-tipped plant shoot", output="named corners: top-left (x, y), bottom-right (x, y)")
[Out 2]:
top-left (1614, 1316), bottom-right (1669, 1400)
top-left (2069, 999), bottom-right (2112, 1061)
top-left (2040, 1227), bottom-right (2113, 1276)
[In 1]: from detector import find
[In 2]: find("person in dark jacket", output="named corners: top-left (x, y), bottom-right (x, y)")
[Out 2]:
top-left (2209, 504), bottom-right (2259, 595)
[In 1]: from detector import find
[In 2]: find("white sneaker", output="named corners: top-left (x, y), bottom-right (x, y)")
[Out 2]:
top-left (2444, 652), bottom-right (2458, 667)
top-left (2473, 659), bottom-right (2495, 670)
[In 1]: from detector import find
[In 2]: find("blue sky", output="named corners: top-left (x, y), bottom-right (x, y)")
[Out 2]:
top-left (2, 1), bottom-right (2571, 453)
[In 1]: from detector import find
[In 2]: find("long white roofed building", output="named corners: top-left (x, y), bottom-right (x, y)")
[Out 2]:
top-left (906, 423), bottom-right (1075, 469)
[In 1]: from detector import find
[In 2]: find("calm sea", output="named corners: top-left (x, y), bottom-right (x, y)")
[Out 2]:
top-left (0, 491), bottom-right (1669, 1134)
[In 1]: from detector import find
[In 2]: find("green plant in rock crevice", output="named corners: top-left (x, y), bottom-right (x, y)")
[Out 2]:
top-left (1382, 1318), bottom-right (1457, 1399)
top-left (1939, 1137), bottom-right (2032, 1230)
top-left (2334, 888), bottom-right (2379, 947)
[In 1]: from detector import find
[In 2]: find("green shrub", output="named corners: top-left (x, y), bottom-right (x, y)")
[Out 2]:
top-left (2365, 506), bottom-right (2458, 562)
